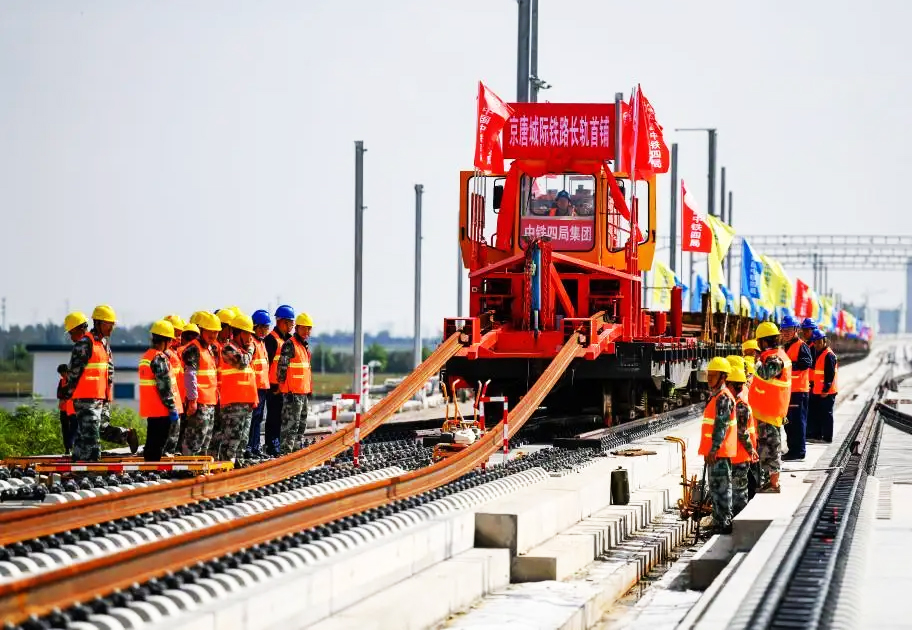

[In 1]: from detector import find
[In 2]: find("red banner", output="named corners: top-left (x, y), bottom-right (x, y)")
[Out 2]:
top-left (474, 82), bottom-right (513, 174)
top-left (502, 103), bottom-right (621, 161)
top-left (622, 85), bottom-right (670, 179)
top-left (519, 217), bottom-right (594, 251)
top-left (681, 180), bottom-right (712, 253)
top-left (794, 278), bottom-right (811, 317)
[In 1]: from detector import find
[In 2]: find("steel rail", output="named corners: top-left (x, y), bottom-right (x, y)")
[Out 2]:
top-left (0, 333), bottom-right (464, 547)
top-left (0, 332), bottom-right (584, 624)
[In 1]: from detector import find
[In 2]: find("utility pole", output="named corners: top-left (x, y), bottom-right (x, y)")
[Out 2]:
top-left (516, 0), bottom-right (530, 102)
top-left (529, 0), bottom-right (539, 103)
top-left (669, 143), bottom-right (679, 273)
top-left (353, 141), bottom-right (366, 396)
top-left (726, 190), bottom-right (733, 288)
top-left (413, 184), bottom-right (424, 369)
top-left (708, 130), bottom-right (717, 217)
top-left (720, 167), bottom-right (726, 223)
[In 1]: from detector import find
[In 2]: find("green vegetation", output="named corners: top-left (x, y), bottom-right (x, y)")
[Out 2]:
top-left (0, 401), bottom-right (145, 459)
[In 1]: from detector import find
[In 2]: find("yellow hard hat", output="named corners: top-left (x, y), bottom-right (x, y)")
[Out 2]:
top-left (198, 312), bottom-right (222, 332)
top-left (64, 311), bottom-right (88, 332)
top-left (742, 339), bottom-right (760, 352)
top-left (707, 357), bottom-right (731, 374)
top-left (189, 311), bottom-right (205, 326)
top-left (745, 360), bottom-right (756, 375)
top-left (91, 304), bottom-right (117, 323)
top-left (164, 314), bottom-right (185, 331)
top-left (727, 367), bottom-right (747, 383)
top-left (756, 322), bottom-right (780, 340)
top-left (150, 320), bottom-right (176, 339)
top-left (295, 312), bottom-right (314, 327)
top-left (217, 308), bottom-right (238, 325)
top-left (726, 355), bottom-right (745, 372)
top-left (183, 322), bottom-right (200, 335)
top-left (232, 312), bottom-right (255, 334)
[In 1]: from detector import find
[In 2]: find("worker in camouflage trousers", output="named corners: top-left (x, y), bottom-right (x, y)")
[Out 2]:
top-left (749, 322), bottom-right (792, 494)
top-left (725, 358), bottom-right (759, 517)
top-left (277, 313), bottom-right (314, 454)
top-left (139, 321), bottom-right (181, 462)
top-left (210, 312), bottom-right (257, 463)
top-left (180, 312), bottom-right (221, 455)
top-left (699, 357), bottom-right (737, 536)
top-left (94, 306), bottom-right (139, 453)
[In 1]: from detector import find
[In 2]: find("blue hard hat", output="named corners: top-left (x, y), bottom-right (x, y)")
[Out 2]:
top-left (780, 314), bottom-right (799, 329)
top-left (556, 190), bottom-right (571, 201)
top-left (801, 317), bottom-right (817, 330)
top-left (252, 309), bottom-right (272, 326)
top-left (274, 304), bottom-right (295, 320)
top-left (810, 328), bottom-right (826, 341)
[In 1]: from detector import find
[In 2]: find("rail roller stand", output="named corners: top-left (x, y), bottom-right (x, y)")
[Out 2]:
top-left (692, 463), bottom-right (710, 543)
top-left (664, 436), bottom-right (712, 526)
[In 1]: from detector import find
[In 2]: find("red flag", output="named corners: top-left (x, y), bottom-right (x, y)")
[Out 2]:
top-left (622, 85), bottom-right (670, 179)
top-left (794, 278), bottom-right (810, 317)
top-left (474, 82), bottom-right (513, 174)
top-left (681, 180), bottom-right (712, 253)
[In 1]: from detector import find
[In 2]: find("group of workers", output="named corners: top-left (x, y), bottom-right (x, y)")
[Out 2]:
top-left (58, 304), bottom-right (314, 464)
top-left (699, 316), bottom-right (839, 535)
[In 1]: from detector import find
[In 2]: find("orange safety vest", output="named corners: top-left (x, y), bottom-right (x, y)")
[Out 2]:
top-left (268, 330), bottom-right (285, 386)
top-left (748, 348), bottom-right (792, 426)
top-left (731, 388), bottom-right (757, 465)
top-left (71, 333), bottom-right (110, 400)
top-left (188, 339), bottom-right (218, 405)
top-left (165, 348), bottom-right (185, 414)
top-left (280, 337), bottom-right (312, 395)
top-left (218, 341), bottom-right (258, 406)
top-left (698, 388), bottom-right (737, 458)
top-left (58, 377), bottom-right (76, 414)
top-left (785, 339), bottom-right (810, 393)
top-left (811, 347), bottom-right (839, 396)
top-left (252, 337), bottom-right (269, 390)
top-left (139, 349), bottom-right (175, 418)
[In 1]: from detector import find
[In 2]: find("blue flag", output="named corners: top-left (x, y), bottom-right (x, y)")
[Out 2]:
top-left (720, 284), bottom-right (734, 312)
top-left (741, 238), bottom-right (763, 300)
top-left (691, 274), bottom-right (707, 311)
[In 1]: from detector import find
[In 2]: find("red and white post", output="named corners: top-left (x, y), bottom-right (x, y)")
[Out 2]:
top-left (340, 392), bottom-right (363, 467)
top-left (361, 364), bottom-right (370, 411)
top-left (330, 394), bottom-right (341, 434)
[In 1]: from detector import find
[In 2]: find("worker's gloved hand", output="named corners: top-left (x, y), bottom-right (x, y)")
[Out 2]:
top-left (168, 410), bottom-right (180, 424)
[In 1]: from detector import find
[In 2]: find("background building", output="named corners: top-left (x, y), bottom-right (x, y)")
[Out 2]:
top-left (27, 344), bottom-right (145, 404)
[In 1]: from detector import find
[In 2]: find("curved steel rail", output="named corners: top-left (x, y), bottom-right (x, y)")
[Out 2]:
top-left (0, 333), bottom-right (464, 547)
top-left (0, 332), bottom-right (585, 624)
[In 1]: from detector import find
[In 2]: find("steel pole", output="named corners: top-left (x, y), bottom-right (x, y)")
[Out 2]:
top-left (669, 143), bottom-right (679, 273)
top-left (516, 0), bottom-right (530, 102)
top-left (413, 184), bottom-right (423, 369)
top-left (707, 130), bottom-right (717, 216)
top-left (529, 0), bottom-right (539, 103)
top-left (720, 167), bottom-right (726, 223)
top-left (726, 189), bottom-right (733, 287)
top-left (353, 141), bottom-right (366, 396)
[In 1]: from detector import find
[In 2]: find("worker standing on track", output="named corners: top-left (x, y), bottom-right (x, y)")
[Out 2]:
top-left (808, 330), bottom-right (838, 444)
top-left (211, 312), bottom-right (257, 463)
top-left (162, 314), bottom-right (187, 456)
top-left (246, 309), bottom-right (272, 458)
top-left (277, 312), bottom-right (313, 455)
top-left (781, 315), bottom-right (813, 461)
top-left (742, 339), bottom-right (759, 387)
top-left (800, 318), bottom-right (817, 344)
top-left (56, 363), bottom-right (75, 454)
top-left (699, 357), bottom-right (738, 535)
top-left (93, 305), bottom-right (140, 455)
top-left (138, 321), bottom-right (181, 462)
top-left (181, 312), bottom-right (220, 455)
top-left (181, 321), bottom-right (200, 346)
top-left (60, 312), bottom-right (90, 454)
top-left (174, 321), bottom-right (199, 450)
top-left (749, 322), bottom-right (793, 493)
top-left (265, 305), bottom-right (295, 456)
top-left (726, 358), bottom-right (759, 515)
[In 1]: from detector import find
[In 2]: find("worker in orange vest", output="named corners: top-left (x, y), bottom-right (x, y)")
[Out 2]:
top-left (741, 339), bottom-right (759, 387)
top-left (180, 312), bottom-right (221, 455)
top-left (138, 321), bottom-right (181, 462)
top-left (749, 322), bottom-right (793, 493)
top-left (699, 357), bottom-right (738, 535)
top-left (726, 358), bottom-right (759, 515)
top-left (264, 305), bottom-right (296, 455)
top-left (808, 329), bottom-right (838, 444)
top-left (277, 312), bottom-right (314, 454)
top-left (780, 315), bottom-right (813, 461)
top-left (56, 363), bottom-right (75, 454)
top-left (210, 312), bottom-right (257, 463)
top-left (245, 309), bottom-right (273, 458)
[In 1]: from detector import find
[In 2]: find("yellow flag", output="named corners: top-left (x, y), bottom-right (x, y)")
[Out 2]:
top-left (711, 283), bottom-right (727, 311)
top-left (760, 255), bottom-right (792, 309)
top-left (820, 296), bottom-right (834, 326)
top-left (706, 215), bottom-right (735, 286)
top-left (651, 261), bottom-right (676, 310)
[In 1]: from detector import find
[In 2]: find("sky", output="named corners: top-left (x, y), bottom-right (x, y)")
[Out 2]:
top-left (0, 0), bottom-right (909, 335)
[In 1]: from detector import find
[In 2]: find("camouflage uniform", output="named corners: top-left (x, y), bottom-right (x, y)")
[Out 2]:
top-left (707, 385), bottom-right (734, 531)
top-left (180, 342), bottom-right (217, 455)
top-left (755, 353), bottom-right (786, 486)
top-left (97, 336), bottom-right (134, 448)
top-left (62, 333), bottom-right (103, 461)
top-left (143, 351), bottom-right (178, 462)
top-left (277, 335), bottom-right (308, 455)
top-left (210, 340), bottom-right (254, 462)
top-left (731, 390), bottom-right (758, 517)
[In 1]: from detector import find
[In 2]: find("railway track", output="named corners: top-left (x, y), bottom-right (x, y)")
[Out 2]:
top-left (737, 363), bottom-right (894, 629)
top-left (0, 331), bottom-right (711, 627)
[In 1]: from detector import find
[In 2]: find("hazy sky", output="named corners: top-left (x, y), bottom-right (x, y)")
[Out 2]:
top-left (1, 0), bottom-right (909, 335)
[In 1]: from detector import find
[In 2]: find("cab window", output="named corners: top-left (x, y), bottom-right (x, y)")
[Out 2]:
top-left (606, 178), bottom-right (650, 251)
top-left (519, 174), bottom-right (595, 252)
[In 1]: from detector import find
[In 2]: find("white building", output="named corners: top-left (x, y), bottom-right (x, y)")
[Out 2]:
top-left (28, 344), bottom-right (146, 403)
